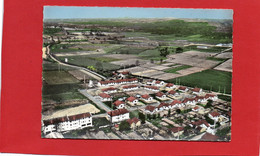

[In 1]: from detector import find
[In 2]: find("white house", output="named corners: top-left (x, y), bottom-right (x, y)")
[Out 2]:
top-left (205, 94), bottom-right (218, 101)
top-left (144, 86), bottom-right (159, 92)
top-left (102, 87), bottom-right (117, 94)
top-left (183, 98), bottom-right (196, 106)
top-left (156, 92), bottom-right (167, 100)
top-left (141, 94), bottom-right (154, 103)
top-left (165, 83), bottom-right (176, 90)
top-left (170, 100), bottom-right (184, 108)
top-left (191, 87), bottom-right (202, 94)
top-left (107, 108), bottom-right (130, 123)
top-left (171, 127), bottom-right (184, 137)
top-left (167, 90), bottom-right (179, 97)
top-left (122, 85), bottom-right (139, 92)
top-left (113, 100), bottom-right (125, 109)
top-left (196, 96), bottom-right (207, 103)
top-left (126, 96), bottom-right (139, 105)
top-left (43, 112), bottom-right (93, 134)
top-left (157, 102), bottom-right (170, 111)
top-left (178, 86), bottom-right (188, 92)
top-left (192, 106), bottom-right (201, 112)
top-left (154, 80), bottom-right (165, 87)
top-left (208, 111), bottom-right (221, 122)
top-left (98, 93), bottom-right (112, 101)
top-left (145, 105), bottom-right (157, 114)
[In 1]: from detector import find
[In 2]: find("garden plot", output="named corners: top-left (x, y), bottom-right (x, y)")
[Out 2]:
top-left (54, 50), bottom-right (105, 57)
top-left (214, 59), bottom-right (232, 72)
top-left (167, 51), bottom-right (219, 68)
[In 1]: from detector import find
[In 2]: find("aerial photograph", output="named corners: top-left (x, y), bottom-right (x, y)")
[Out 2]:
top-left (41, 7), bottom-right (233, 141)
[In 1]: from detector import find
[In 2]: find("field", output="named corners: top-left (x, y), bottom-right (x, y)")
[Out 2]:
top-left (169, 69), bottom-right (232, 94)
top-left (43, 71), bottom-right (80, 85)
top-left (56, 55), bottom-right (121, 71)
top-left (164, 65), bottom-right (192, 74)
top-left (183, 45), bottom-right (229, 53)
top-left (43, 61), bottom-right (75, 71)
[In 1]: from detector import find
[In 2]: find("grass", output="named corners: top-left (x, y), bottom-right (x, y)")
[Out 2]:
top-left (108, 46), bottom-right (149, 55)
top-left (42, 61), bottom-right (75, 71)
top-left (43, 71), bottom-right (80, 85)
top-left (42, 91), bottom-right (86, 102)
top-left (206, 57), bottom-right (228, 62)
top-left (93, 117), bottom-right (111, 127)
top-left (129, 110), bottom-right (140, 118)
top-left (164, 65), bottom-right (192, 74)
top-left (42, 83), bottom-right (83, 95)
top-left (57, 55), bottom-right (121, 71)
top-left (169, 69), bottom-right (232, 94)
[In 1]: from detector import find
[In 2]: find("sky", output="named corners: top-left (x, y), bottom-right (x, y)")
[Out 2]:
top-left (44, 6), bottom-right (233, 20)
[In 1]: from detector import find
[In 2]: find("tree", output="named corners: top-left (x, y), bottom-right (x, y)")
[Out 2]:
top-left (168, 109), bottom-right (171, 117)
top-left (176, 47), bottom-right (183, 53)
top-left (205, 100), bottom-right (213, 108)
top-left (138, 112), bottom-right (146, 124)
top-left (119, 120), bottom-right (130, 131)
top-left (176, 109), bottom-right (181, 114)
top-left (159, 47), bottom-right (170, 63)
top-left (150, 59), bottom-right (154, 64)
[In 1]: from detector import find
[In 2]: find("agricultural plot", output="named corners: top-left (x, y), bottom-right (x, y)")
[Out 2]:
top-left (43, 71), bottom-right (80, 85)
top-left (169, 69), bottom-right (232, 94)
top-left (164, 65), bottom-right (192, 74)
top-left (214, 59), bottom-right (232, 72)
top-left (56, 55), bottom-right (121, 71)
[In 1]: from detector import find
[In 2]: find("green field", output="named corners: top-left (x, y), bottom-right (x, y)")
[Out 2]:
top-left (43, 92), bottom-right (86, 102)
top-left (164, 65), bottom-right (192, 74)
top-left (57, 55), bottom-right (120, 71)
top-left (43, 71), bottom-right (80, 85)
top-left (42, 61), bottom-right (75, 71)
top-left (43, 28), bottom-right (62, 35)
top-left (169, 69), bottom-right (232, 94)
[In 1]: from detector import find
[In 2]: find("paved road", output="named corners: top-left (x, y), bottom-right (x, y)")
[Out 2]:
top-left (46, 45), bottom-right (106, 81)
top-left (79, 89), bottom-right (112, 112)
top-left (92, 113), bottom-right (107, 118)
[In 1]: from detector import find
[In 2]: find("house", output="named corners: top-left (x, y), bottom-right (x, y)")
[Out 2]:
top-left (170, 127), bottom-right (184, 137)
top-left (182, 98), bottom-right (196, 106)
top-left (141, 94), bottom-right (154, 103)
top-left (155, 92), bottom-right (167, 100)
top-left (192, 106), bottom-right (201, 112)
top-left (113, 100), bottom-right (125, 109)
top-left (189, 120), bottom-right (210, 133)
top-left (154, 80), bottom-right (165, 87)
top-left (170, 100), bottom-right (183, 108)
top-left (97, 78), bottom-right (138, 87)
top-left (208, 111), bottom-right (221, 122)
top-left (144, 86), bottom-right (159, 92)
top-left (122, 85), bottom-right (139, 92)
top-left (98, 93), bottom-right (112, 101)
top-left (127, 117), bottom-right (141, 129)
top-left (145, 105), bottom-right (157, 114)
top-left (43, 112), bottom-right (93, 134)
top-left (107, 108), bottom-right (130, 123)
top-left (192, 87), bottom-right (202, 94)
top-left (43, 120), bottom-right (56, 134)
top-left (165, 83), bottom-right (176, 90)
top-left (178, 86), bottom-right (188, 92)
top-left (126, 96), bottom-right (139, 105)
top-left (146, 79), bottom-right (155, 85)
top-left (102, 87), bottom-right (117, 94)
top-left (167, 90), bottom-right (179, 97)
top-left (157, 103), bottom-right (170, 111)
top-left (205, 94), bottom-right (218, 101)
top-left (196, 96), bottom-right (207, 103)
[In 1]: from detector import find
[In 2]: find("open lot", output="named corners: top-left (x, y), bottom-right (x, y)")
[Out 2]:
top-left (214, 59), bottom-right (232, 72)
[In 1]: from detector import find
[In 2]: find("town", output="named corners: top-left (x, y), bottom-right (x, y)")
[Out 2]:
top-left (41, 14), bottom-right (232, 141)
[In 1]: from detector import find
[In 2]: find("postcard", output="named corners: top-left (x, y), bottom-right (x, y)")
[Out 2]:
top-left (41, 6), bottom-right (232, 141)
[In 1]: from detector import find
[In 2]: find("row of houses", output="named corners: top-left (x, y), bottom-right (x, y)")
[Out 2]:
top-left (42, 112), bottom-right (93, 134)
top-left (97, 78), bottom-right (138, 87)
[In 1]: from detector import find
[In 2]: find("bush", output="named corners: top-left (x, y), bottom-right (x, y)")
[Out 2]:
top-left (119, 120), bottom-right (131, 131)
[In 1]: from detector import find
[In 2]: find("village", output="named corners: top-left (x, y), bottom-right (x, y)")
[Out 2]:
top-left (42, 71), bottom-right (231, 141)
top-left (41, 16), bottom-right (232, 141)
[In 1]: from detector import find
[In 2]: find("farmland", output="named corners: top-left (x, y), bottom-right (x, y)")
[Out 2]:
top-left (43, 71), bottom-right (80, 85)
top-left (169, 69), bottom-right (232, 94)
top-left (164, 65), bottom-right (192, 74)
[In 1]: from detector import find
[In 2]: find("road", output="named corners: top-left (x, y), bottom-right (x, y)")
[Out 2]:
top-left (46, 45), bottom-right (106, 81)
top-left (79, 89), bottom-right (112, 112)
